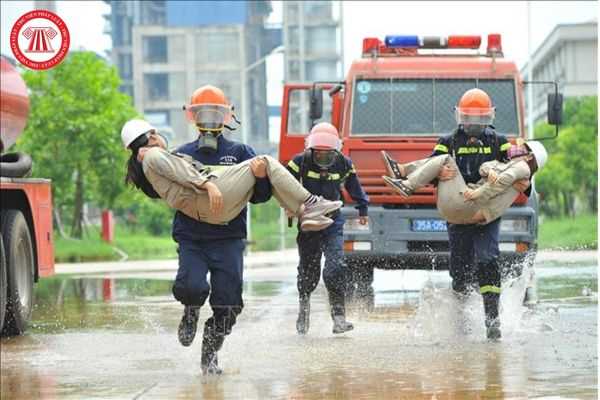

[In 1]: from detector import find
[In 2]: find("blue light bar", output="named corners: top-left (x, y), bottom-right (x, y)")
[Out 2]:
top-left (385, 35), bottom-right (419, 48)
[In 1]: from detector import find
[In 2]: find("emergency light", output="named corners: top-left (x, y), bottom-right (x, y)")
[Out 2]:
top-left (385, 35), bottom-right (481, 49)
top-left (363, 34), bottom-right (502, 56)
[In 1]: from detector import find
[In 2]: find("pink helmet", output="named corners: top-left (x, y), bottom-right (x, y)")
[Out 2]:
top-left (305, 122), bottom-right (342, 151)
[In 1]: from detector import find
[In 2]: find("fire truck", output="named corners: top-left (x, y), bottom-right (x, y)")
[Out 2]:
top-left (278, 34), bottom-right (562, 303)
top-left (0, 56), bottom-right (54, 335)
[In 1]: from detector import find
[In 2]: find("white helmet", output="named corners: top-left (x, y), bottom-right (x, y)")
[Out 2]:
top-left (525, 141), bottom-right (548, 169)
top-left (121, 119), bottom-right (155, 149)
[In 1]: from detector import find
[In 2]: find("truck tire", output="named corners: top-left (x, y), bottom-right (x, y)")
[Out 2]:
top-left (0, 152), bottom-right (33, 178)
top-left (0, 234), bottom-right (7, 333)
top-left (1, 210), bottom-right (35, 336)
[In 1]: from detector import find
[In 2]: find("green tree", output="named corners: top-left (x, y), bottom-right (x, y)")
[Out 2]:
top-left (534, 96), bottom-right (597, 216)
top-left (17, 52), bottom-right (137, 238)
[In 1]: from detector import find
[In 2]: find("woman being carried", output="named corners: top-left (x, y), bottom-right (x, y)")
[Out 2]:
top-left (122, 119), bottom-right (341, 231)
top-left (380, 141), bottom-right (547, 225)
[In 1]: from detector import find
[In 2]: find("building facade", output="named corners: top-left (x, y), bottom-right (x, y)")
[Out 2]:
top-left (105, 1), bottom-right (280, 150)
top-left (521, 21), bottom-right (597, 127)
top-left (282, 1), bottom-right (343, 134)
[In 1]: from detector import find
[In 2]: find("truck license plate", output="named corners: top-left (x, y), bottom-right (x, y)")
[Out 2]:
top-left (411, 219), bottom-right (447, 232)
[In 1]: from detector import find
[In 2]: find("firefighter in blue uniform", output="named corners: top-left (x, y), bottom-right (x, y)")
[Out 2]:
top-left (287, 122), bottom-right (369, 335)
top-left (173, 85), bottom-right (272, 374)
top-left (433, 88), bottom-right (531, 340)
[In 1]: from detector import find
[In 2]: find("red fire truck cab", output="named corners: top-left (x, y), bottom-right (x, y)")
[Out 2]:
top-left (278, 34), bottom-right (562, 303)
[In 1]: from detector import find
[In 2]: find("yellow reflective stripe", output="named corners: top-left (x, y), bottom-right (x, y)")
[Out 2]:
top-left (480, 285), bottom-right (501, 294)
top-left (434, 144), bottom-right (449, 153)
top-left (288, 160), bottom-right (300, 172)
top-left (456, 147), bottom-right (492, 155)
top-left (500, 142), bottom-right (511, 151)
top-left (305, 171), bottom-right (341, 180)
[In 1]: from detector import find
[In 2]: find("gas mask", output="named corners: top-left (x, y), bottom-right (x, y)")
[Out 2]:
top-left (312, 149), bottom-right (338, 169)
top-left (463, 124), bottom-right (486, 137)
top-left (197, 130), bottom-right (221, 153)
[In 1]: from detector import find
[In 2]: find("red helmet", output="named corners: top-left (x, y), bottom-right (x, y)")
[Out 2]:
top-left (455, 88), bottom-right (495, 125)
top-left (305, 122), bottom-right (342, 151)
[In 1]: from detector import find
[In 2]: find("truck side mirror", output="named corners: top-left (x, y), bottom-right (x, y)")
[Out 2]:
top-left (547, 92), bottom-right (563, 125)
top-left (309, 87), bottom-right (323, 121)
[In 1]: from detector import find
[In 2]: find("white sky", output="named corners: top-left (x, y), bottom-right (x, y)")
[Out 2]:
top-left (2, 0), bottom-right (596, 121)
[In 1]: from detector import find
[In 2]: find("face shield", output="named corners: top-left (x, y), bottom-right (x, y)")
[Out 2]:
top-left (312, 149), bottom-right (338, 169)
top-left (185, 104), bottom-right (232, 132)
top-left (455, 107), bottom-right (495, 126)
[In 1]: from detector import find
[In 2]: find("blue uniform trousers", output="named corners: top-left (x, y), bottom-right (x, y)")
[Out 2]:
top-left (296, 219), bottom-right (346, 309)
top-left (172, 238), bottom-right (245, 336)
top-left (447, 218), bottom-right (502, 296)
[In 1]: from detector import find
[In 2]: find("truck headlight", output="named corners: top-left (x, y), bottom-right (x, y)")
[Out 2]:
top-left (344, 217), bottom-right (370, 232)
top-left (500, 218), bottom-right (528, 233)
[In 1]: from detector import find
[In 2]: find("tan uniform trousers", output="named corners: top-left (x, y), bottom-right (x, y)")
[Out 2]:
top-left (401, 155), bottom-right (530, 224)
top-left (142, 147), bottom-right (310, 225)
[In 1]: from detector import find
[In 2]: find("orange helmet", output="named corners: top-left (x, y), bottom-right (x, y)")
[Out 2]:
top-left (184, 85), bottom-right (232, 131)
top-left (455, 88), bottom-right (495, 126)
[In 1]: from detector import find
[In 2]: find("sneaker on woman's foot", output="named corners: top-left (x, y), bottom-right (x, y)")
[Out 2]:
top-left (301, 197), bottom-right (342, 220)
top-left (382, 176), bottom-right (414, 197)
top-left (300, 215), bottom-right (334, 232)
top-left (381, 151), bottom-right (405, 179)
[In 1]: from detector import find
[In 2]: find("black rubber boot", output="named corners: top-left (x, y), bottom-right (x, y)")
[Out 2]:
top-left (178, 306), bottom-right (200, 347)
top-left (296, 294), bottom-right (310, 335)
top-left (201, 325), bottom-right (225, 375)
top-left (483, 293), bottom-right (501, 341)
top-left (329, 292), bottom-right (354, 334)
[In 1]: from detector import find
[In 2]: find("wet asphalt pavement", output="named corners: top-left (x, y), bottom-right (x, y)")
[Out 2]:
top-left (0, 253), bottom-right (597, 399)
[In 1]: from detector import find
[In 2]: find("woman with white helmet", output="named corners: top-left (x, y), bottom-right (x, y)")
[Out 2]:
top-left (121, 119), bottom-right (342, 231)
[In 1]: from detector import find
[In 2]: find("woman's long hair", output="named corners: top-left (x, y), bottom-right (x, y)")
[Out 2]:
top-left (124, 134), bottom-right (161, 199)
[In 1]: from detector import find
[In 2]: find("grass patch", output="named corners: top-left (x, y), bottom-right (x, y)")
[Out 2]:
top-left (113, 228), bottom-right (177, 260)
top-left (538, 213), bottom-right (597, 250)
top-left (249, 199), bottom-right (297, 252)
top-left (54, 226), bottom-right (177, 263)
top-left (54, 236), bottom-right (117, 263)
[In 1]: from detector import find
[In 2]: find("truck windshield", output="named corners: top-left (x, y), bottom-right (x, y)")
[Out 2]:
top-left (351, 78), bottom-right (519, 136)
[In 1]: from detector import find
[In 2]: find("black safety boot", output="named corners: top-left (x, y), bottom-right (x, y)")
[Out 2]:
top-left (483, 292), bottom-right (501, 341)
top-left (178, 305), bottom-right (200, 347)
top-left (330, 292), bottom-right (354, 334)
top-left (486, 318), bottom-right (501, 341)
top-left (201, 325), bottom-right (225, 375)
top-left (296, 294), bottom-right (311, 335)
top-left (332, 315), bottom-right (354, 334)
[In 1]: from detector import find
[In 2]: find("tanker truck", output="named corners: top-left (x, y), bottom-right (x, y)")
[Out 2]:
top-left (0, 55), bottom-right (54, 335)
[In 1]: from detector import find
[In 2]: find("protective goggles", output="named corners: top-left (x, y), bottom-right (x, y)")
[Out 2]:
top-left (312, 149), bottom-right (338, 168)
top-left (454, 107), bottom-right (495, 126)
top-left (184, 104), bottom-right (232, 131)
